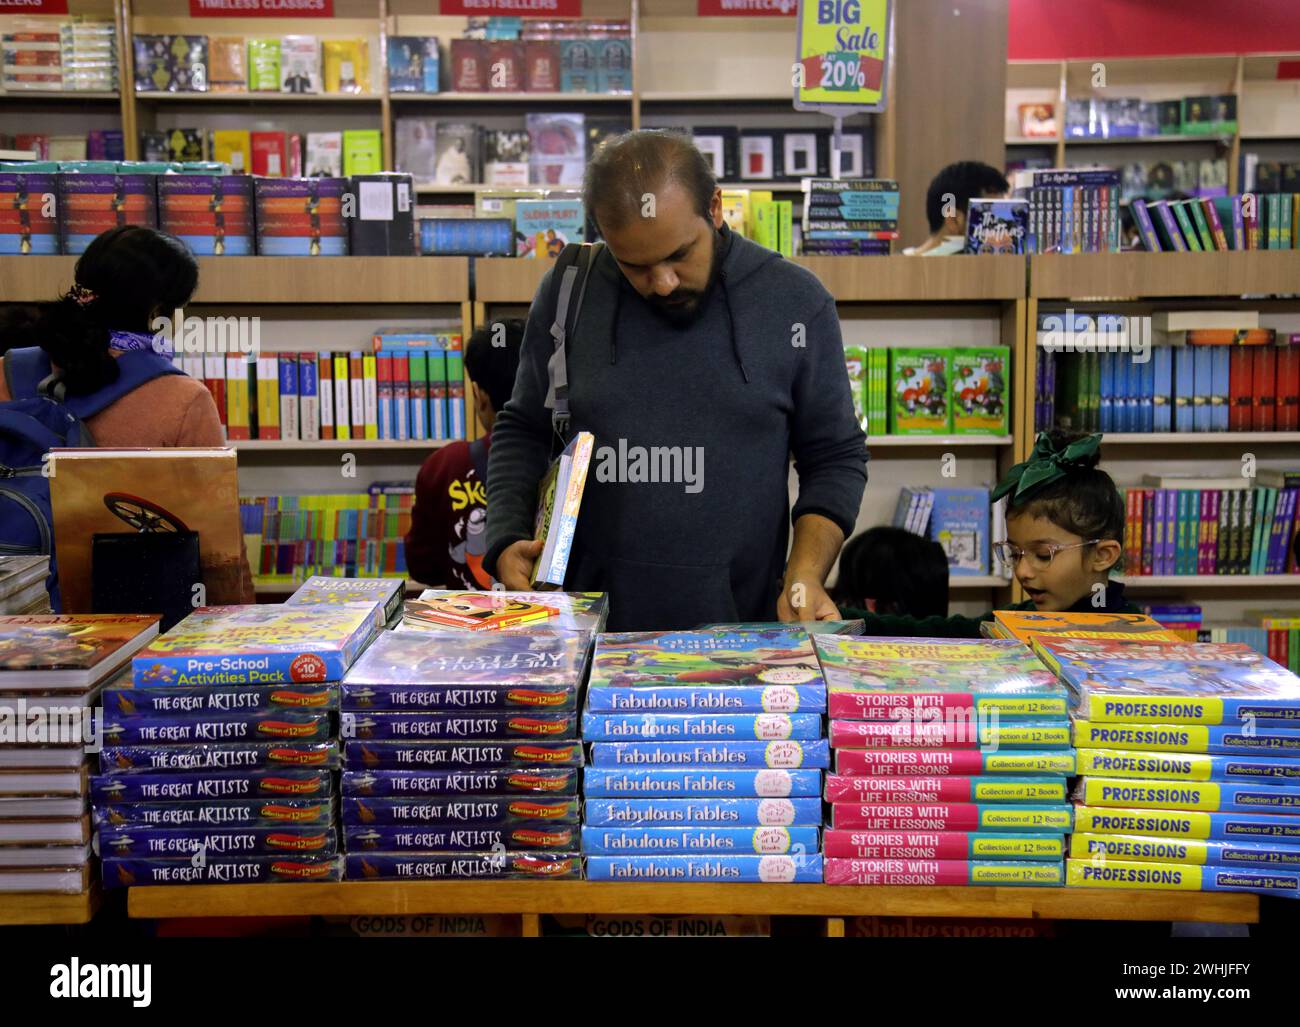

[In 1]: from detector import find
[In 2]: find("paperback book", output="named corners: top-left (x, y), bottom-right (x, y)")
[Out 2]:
top-left (589, 628), bottom-right (822, 689)
top-left (582, 797), bottom-right (822, 827)
top-left (1073, 720), bottom-right (1300, 756)
top-left (1073, 804), bottom-right (1300, 841)
top-left (581, 825), bottom-right (820, 855)
top-left (341, 767), bottom-right (579, 797)
top-left (589, 740), bottom-right (830, 769)
top-left (824, 829), bottom-right (1065, 861)
top-left (824, 859), bottom-right (1063, 887)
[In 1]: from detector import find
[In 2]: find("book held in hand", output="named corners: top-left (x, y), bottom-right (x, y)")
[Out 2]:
top-left (532, 432), bottom-right (595, 590)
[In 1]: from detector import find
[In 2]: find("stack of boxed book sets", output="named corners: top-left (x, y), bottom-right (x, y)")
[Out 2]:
top-left (92, 602), bottom-right (381, 889)
top-left (337, 592), bottom-right (605, 881)
top-left (1030, 635), bottom-right (1300, 899)
top-left (579, 625), bottom-right (856, 884)
top-left (814, 636), bottom-right (1076, 887)
top-left (1, 614), bottom-right (158, 896)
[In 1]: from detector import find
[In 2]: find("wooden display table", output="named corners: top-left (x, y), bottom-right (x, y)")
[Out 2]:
top-left (0, 888), bottom-right (100, 927)
top-left (127, 882), bottom-right (1259, 937)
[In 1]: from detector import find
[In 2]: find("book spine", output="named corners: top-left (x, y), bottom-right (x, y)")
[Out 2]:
top-left (583, 797), bottom-right (823, 827)
top-left (824, 829), bottom-right (1064, 861)
top-left (299, 351), bottom-right (319, 441)
top-left (1216, 488), bottom-right (1231, 575)
top-left (1277, 343), bottom-right (1299, 431)
top-left (349, 351), bottom-right (365, 438)
top-left (1071, 834), bottom-right (1300, 870)
top-left (824, 775), bottom-right (1067, 804)
top-left (1066, 857), bottom-right (1300, 896)
top-left (582, 712), bottom-right (824, 742)
top-left (1078, 776), bottom-right (1300, 814)
top-left (580, 826), bottom-right (822, 856)
top-left (586, 854), bottom-right (823, 883)
top-left (392, 352), bottom-right (410, 441)
top-left (363, 353), bottom-right (379, 441)
top-left (409, 349), bottom-right (428, 440)
top-left (824, 859), bottom-right (1064, 887)
top-left (1073, 721), bottom-right (1300, 756)
top-left (1141, 489), bottom-right (1155, 576)
top-left (1076, 749), bottom-right (1300, 782)
top-left (584, 768), bottom-right (822, 798)
top-left (1202, 197), bottom-right (1229, 251)
top-left (225, 355), bottom-right (250, 440)
top-left (332, 353), bottom-right (350, 441)
top-left (1229, 347), bottom-right (1252, 431)
top-left (317, 353), bottom-right (334, 440)
top-left (831, 803), bottom-right (1074, 832)
top-left (203, 354), bottom-right (227, 429)
top-left (1124, 488), bottom-right (1139, 574)
top-left (447, 346), bottom-right (466, 440)
top-left (341, 767), bottom-right (580, 796)
top-left (586, 686), bottom-right (828, 716)
top-left (278, 354), bottom-right (299, 441)
top-left (376, 353), bottom-right (393, 440)
top-left (428, 345), bottom-right (448, 442)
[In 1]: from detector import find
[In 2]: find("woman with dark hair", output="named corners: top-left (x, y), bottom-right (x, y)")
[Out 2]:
top-left (0, 225), bottom-right (253, 601)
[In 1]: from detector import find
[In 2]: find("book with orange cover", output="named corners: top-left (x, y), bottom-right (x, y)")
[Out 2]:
top-left (990, 610), bottom-right (1183, 646)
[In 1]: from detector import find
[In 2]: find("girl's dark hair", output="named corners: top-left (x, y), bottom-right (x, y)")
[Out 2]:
top-left (28, 226), bottom-right (198, 395)
top-left (832, 526), bottom-right (951, 619)
top-left (1008, 428), bottom-right (1126, 544)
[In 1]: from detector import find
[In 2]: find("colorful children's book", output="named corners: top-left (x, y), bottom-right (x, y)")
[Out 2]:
top-left (829, 803), bottom-right (1073, 832)
top-left (1032, 637), bottom-right (1300, 724)
top-left (399, 594), bottom-right (558, 632)
top-left (131, 604), bottom-right (378, 687)
top-left (965, 199), bottom-right (1029, 254)
top-left (1065, 857), bottom-right (1300, 898)
top-left (825, 859), bottom-right (1063, 887)
top-left (583, 767), bottom-right (823, 798)
top-left (340, 630), bottom-right (588, 690)
top-left (513, 198), bottom-right (584, 258)
top-left (582, 712), bottom-right (823, 741)
top-left (581, 825), bottom-right (821, 855)
top-left (344, 852), bottom-right (579, 881)
top-left (949, 348), bottom-right (1009, 434)
top-left (825, 829), bottom-right (1065, 860)
top-left (1073, 720), bottom-right (1300, 756)
top-left (342, 739), bottom-right (583, 770)
top-left (824, 774), bottom-right (1068, 804)
top-left (830, 717), bottom-right (1072, 750)
top-left (835, 748), bottom-right (1076, 777)
top-left (531, 432), bottom-right (595, 590)
top-left (928, 487), bottom-right (991, 575)
top-left (990, 610), bottom-right (1182, 646)
top-left (1070, 833), bottom-right (1300, 871)
top-left (1076, 748), bottom-right (1300, 783)
top-left (286, 576), bottom-right (405, 625)
top-left (1073, 804), bottom-right (1300, 842)
top-left (586, 854), bottom-right (823, 883)
top-left (582, 797), bottom-right (822, 827)
top-left (584, 685), bottom-right (826, 714)
top-left (588, 739), bottom-right (830, 769)
top-left (813, 637), bottom-right (1066, 719)
top-left (890, 350), bottom-right (950, 434)
top-left (341, 767), bottom-right (578, 796)
top-left (0, 615), bottom-right (160, 691)
top-left (588, 629), bottom-right (822, 690)
top-left (406, 590), bottom-right (608, 634)
top-left (1075, 776), bottom-right (1300, 815)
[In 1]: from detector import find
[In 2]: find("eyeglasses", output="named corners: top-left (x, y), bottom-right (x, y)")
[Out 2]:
top-left (993, 539), bottom-right (1102, 572)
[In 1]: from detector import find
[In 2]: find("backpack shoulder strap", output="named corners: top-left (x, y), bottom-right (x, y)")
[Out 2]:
top-left (3, 347), bottom-right (57, 401)
top-left (4, 346), bottom-right (184, 420)
top-left (544, 241), bottom-right (603, 442)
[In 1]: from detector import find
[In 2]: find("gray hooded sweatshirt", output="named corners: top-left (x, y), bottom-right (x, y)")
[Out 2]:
top-left (485, 225), bottom-right (869, 630)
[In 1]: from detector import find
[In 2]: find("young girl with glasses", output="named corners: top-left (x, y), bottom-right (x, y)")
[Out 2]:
top-left (837, 429), bottom-right (1139, 637)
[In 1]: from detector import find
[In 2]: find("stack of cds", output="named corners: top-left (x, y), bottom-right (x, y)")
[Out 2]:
top-left (814, 637), bottom-right (1075, 887)
top-left (1, 615), bottom-right (158, 896)
top-left (338, 627), bottom-right (590, 881)
top-left (581, 628), bottom-right (831, 884)
top-left (1031, 637), bottom-right (1300, 899)
top-left (93, 604), bottom-right (379, 889)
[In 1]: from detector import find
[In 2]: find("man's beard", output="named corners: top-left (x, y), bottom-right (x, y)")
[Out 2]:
top-left (646, 227), bottom-right (723, 327)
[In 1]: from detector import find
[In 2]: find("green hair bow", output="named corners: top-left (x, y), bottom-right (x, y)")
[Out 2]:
top-left (992, 432), bottom-right (1102, 504)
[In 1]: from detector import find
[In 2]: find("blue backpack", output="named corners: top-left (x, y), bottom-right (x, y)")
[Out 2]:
top-left (0, 346), bottom-right (183, 611)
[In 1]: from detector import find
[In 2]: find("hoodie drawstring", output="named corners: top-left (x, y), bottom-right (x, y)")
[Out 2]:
top-left (720, 269), bottom-right (750, 384)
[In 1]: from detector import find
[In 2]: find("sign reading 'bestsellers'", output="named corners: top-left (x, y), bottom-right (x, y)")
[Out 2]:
top-left (188, 0), bottom-right (335, 16)
top-left (0, 0), bottom-right (69, 13)
top-left (794, 0), bottom-right (892, 113)
top-left (439, 0), bottom-right (582, 15)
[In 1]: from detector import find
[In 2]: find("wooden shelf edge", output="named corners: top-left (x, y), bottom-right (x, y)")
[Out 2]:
top-left (1030, 251), bottom-right (1300, 299)
top-left (1121, 575), bottom-right (1300, 588)
top-left (0, 887), bottom-right (99, 927)
top-left (124, 882), bottom-right (1259, 923)
top-left (1102, 432), bottom-right (1300, 445)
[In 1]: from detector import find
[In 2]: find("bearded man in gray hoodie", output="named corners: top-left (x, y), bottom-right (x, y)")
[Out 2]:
top-left (485, 130), bottom-right (869, 631)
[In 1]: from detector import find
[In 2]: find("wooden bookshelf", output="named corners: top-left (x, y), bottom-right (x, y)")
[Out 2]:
top-left (0, 256), bottom-right (471, 305)
top-left (1103, 432), bottom-right (1300, 446)
top-left (867, 436), bottom-right (1014, 448)
top-left (234, 439), bottom-right (452, 452)
top-left (0, 888), bottom-right (100, 927)
top-left (133, 91), bottom-right (381, 104)
top-left (1122, 575), bottom-right (1300, 589)
top-left (125, 881), bottom-right (1259, 924)
top-left (793, 256), bottom-right (1026, 303)
top-left (475, 257), bottom-right (553, 304)
top-left (390, 92), bottom-right (631, 104)
top-left (1030, 251), bottom-right (1300, 300)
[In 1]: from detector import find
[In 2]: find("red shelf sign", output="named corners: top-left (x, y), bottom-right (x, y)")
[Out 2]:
top-left (189, 0), bottom-right (335, 16)
top-left (440, 0), bottom-right (583, 15)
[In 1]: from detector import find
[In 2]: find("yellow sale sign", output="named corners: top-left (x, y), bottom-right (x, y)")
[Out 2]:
top-left (794, 0), bottom-right (893, 113)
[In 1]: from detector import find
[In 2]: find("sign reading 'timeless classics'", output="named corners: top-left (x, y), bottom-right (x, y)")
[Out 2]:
top-left (188, 0), bottom-right (335, 16)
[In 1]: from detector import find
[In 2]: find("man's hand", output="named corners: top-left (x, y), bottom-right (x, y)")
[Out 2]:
top-left (777, 570), bottom-right (839, 622)
top-left (496, 539), bottom-right (544, 590)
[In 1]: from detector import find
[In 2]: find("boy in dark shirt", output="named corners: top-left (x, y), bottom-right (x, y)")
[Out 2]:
top-left (404, 319), bottom-right (524, 588)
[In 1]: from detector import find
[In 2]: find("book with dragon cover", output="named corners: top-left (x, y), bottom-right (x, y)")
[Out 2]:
top-left (341, 630), bottom-right (588, 689)
top-left (588, 629), bottom-right (823, 690)
top-left (398, 594), bottom-right (558, 632)
top-left (991, 610), bottom-right (1182, 646)
top-left (1032, 637), bottom-right (1300, 724)
top-left (131, 604), bottom-right (377, 687)
top-left (813, 636), bottom-right (1067, 719)
top-left (407, 590), bottom-right (609, 634)
top-left (0, 615), bottom-right (160, 691)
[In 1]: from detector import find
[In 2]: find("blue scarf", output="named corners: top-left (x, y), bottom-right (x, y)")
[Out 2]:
top-left (110, 330), bottom-right (171, 358)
